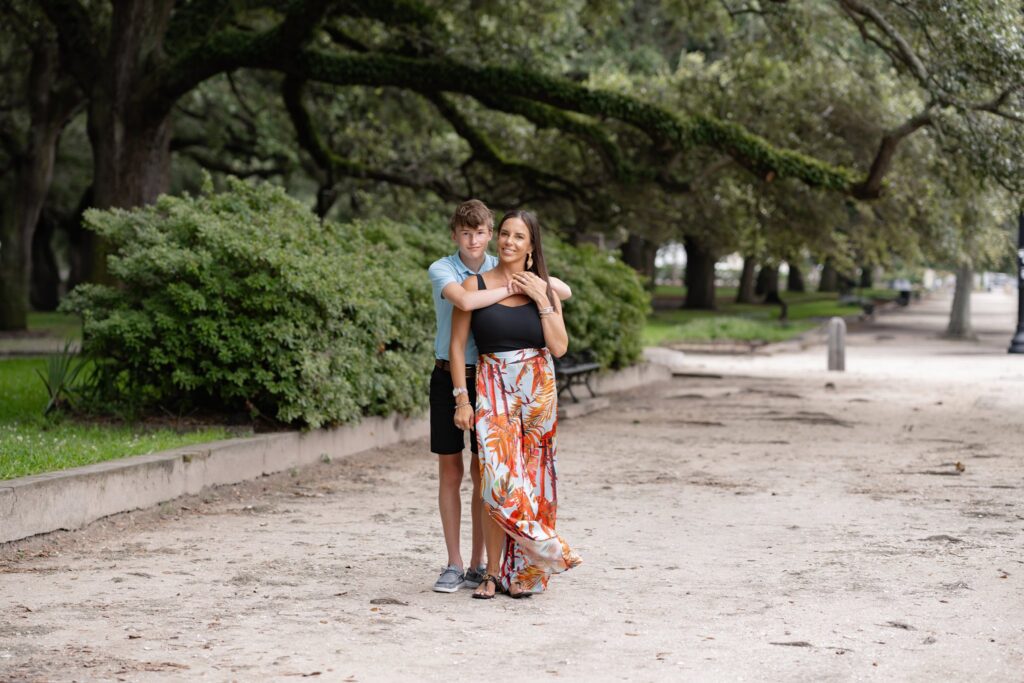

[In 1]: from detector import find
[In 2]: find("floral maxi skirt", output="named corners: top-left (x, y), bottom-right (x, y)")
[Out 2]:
top-left (475, 348), bottom-right (582, 593)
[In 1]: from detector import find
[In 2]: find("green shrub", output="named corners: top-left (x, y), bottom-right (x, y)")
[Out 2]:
top-left (544, 239), bottom-right (650, 369)
top-left (64, 178), bottom-right (436, 427)
top-left (63, 179), bottom-right (647, 426)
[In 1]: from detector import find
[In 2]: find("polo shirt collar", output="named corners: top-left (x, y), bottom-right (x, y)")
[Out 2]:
top-left (453, 251), bottom-right (488, 276)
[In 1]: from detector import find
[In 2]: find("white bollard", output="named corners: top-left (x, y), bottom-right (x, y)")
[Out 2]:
top-left (828, 317), bottom-right (846, 371)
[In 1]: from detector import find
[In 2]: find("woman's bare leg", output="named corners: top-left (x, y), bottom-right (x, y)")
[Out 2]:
top-left (468, 451), bottom-right (484, 569)
top-left (474, 509), bottom-right (505, 598)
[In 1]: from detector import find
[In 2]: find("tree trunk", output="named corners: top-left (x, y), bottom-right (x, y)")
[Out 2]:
top-left (315, 185), bottom-right (339, 220)
top-left (735, 256), bottom-right (757, 303)
top-left (0, 40), bottom-right (77, 330)
top-left (946, 262), bottom-right (974, 339)
top-left (786, 261), bottom-right (805, 292)
top-left (0, 181), bottom-right (28, 330)
top-left (819, 258), bottom-right (839, 292)
top-left (682, 235), bottom-right (716, 309)
top-left (620, 233), bottom-right (658, 290)
top-left (838, 273), bottom-right (856, 297)
top-left (755, 263), bottom-right (779, 298)
top-left (859, 265), bottom-right (874, 288)
top-left (65, 186), bottom-right (94, 292)
top-left (83, 0), bottom-right (176, 281)
top-left (86, 106), bottom-right (173, 281)
top-left (30, 209), bottom-right (61, 311)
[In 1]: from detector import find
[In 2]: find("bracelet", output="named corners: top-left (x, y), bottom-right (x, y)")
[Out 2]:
top-left (538, 306), bottom-right (555, 316)
top-left (455, 401), bottom-right (471, 408)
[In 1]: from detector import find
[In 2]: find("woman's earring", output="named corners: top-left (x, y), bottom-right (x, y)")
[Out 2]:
top-left (526, 252), bottom-right (533, 270)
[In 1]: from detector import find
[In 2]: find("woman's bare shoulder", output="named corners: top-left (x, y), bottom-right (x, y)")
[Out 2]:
top-left (479, 269), bottom-right (507, 288)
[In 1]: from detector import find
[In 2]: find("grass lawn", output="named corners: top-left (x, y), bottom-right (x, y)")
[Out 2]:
top-left (644, 316), bottom-right (818, 345)
top-left (28, 311), bottom-right (83, 339)
top-left (0, 357), bottom-right (236, 480)
top-left (644, 287), bottom-right (894, 345)
top-left (0, 312), bottom-right (83, 355)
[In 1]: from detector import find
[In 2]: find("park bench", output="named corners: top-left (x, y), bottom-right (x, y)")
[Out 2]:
top-left (554, 350), bottom-right (600, 403)
top-left (838, 294), bottom-right (876, 318)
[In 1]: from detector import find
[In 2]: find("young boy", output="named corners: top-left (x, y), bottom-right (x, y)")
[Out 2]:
top-left (427, 199), bottom-right (571, 592)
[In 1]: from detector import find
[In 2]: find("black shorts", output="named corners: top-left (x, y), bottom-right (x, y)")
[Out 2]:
top-left (429, 365), bottom-right (478, 455)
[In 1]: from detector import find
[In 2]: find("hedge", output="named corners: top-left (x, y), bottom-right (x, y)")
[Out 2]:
top-left (64, 179), bottom-right (647, 426)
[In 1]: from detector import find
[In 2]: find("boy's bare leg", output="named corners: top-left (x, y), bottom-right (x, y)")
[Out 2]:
top-left (437, 453), bottom-right (464, 569)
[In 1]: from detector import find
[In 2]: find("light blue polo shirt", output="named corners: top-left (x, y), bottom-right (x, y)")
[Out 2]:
top-left (428, 251), bottom-right (498, 363)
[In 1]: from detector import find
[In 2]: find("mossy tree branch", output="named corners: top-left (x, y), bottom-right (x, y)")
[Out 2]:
top-left (473, 93), bottom-right (629, 181)
top-left (281, 76), bottom-right (459, 212)
top-left (271, 50), bottom-right (863, 196)
top-left (151, 0), bottom-right (333, 117)
top-left (328, 0), bottom-right (436, 26)
top-left (165, 0), bottom-right (237, 54)
top-left (137, 1), bottom-right (864, 198)
top-left (426, 93), bottom-right (585, 201)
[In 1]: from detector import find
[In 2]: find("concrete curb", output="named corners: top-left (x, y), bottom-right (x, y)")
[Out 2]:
top-left (0, 413), bottom-right (429, 545)
top-left (0, 362), bottom-right (670, 545)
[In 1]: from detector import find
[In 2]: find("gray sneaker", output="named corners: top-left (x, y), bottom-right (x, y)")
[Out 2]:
top-left (463, 565), bottom-right (487, 589)
top-left (432, 565), bottom-right (465, 593)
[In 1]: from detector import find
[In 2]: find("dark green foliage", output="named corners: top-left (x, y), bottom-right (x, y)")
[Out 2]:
top-left (36, 340), bottom-right (91, 415)
top-left (291, 50), bottom-right (860, 193)
top-left (63, 178), bottom-right (438, 427)
top-left (544, 239), bottom-right (650, 370)
top-left (62, 179), bottom-right (647, 426)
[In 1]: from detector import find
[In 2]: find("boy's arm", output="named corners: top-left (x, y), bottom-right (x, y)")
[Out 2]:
top-left (450, 276), bottom-right (478, 430)
top-left (549, 276), bottom-right (572, 301)
top-left (442, 281), bottom-right (509, 311)
top-left (428, 260), bottom-right (509, 312)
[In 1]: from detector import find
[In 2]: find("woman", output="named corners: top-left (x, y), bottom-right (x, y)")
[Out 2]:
top-left (449, 210), bottom-right (582, 599)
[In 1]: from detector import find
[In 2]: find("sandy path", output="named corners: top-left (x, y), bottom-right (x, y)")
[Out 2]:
top-left (2, 291), bottom-right (1022, 682)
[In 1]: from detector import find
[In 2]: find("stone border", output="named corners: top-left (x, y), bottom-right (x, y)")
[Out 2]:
top-left (0, 362), bottom-right (671, 545)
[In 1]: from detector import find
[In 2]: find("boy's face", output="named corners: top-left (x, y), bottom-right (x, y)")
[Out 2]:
top-left (451, 223), bottom-right (492, 260)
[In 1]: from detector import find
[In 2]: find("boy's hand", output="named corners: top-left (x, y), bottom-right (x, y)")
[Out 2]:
top-left (454, 404), bottom-right (474, 430)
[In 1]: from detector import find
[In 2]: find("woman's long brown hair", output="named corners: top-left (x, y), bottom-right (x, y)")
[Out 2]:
top-left (498, 209), bottom-right (555, 307)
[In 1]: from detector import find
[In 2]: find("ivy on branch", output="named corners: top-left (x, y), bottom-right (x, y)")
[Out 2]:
top-left (271, 50), bottom-right (863, 196)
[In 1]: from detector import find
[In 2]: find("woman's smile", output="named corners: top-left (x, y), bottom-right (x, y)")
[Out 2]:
top-left (498, 217), bottom-right (531, 262)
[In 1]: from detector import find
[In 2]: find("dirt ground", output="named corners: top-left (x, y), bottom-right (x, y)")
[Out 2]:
top-left (2, 291), bottom-right (1022, 682)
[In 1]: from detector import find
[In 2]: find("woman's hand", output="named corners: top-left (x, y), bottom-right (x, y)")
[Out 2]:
top-left (511, 271), bottom-right (550, 305)
top-left (454, 403), bottom-right (474, 430)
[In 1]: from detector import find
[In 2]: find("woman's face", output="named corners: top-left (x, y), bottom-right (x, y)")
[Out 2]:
top-left (497, 217), bottom-right (533, 265)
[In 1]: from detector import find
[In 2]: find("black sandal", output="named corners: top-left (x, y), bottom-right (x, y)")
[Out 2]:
top-left (472, 574), bottom-right (499, 600)
top-left (507, 580), bottom-right (532, 599)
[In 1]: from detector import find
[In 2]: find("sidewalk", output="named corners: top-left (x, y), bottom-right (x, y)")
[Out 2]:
top-left (687, 289), bottom-right (1024, 386)
top-left (1, 291), bottom-right (1021, 681)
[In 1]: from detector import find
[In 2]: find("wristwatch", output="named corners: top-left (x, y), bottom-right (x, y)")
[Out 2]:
top-left (452, 387), bottom-right (468, 397)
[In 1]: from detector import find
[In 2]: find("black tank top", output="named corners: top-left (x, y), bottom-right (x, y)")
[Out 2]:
top-left (471, 274), bottom-right (546, 353)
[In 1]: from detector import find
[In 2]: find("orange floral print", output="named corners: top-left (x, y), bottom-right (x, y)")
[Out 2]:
top-left (475, 348), bottom-right (582, 594)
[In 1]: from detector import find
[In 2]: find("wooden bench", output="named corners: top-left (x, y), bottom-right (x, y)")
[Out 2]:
top-left (554, 351), bottom-right (600, 403)
top-left (839, 294), bottom-right (876, 318)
